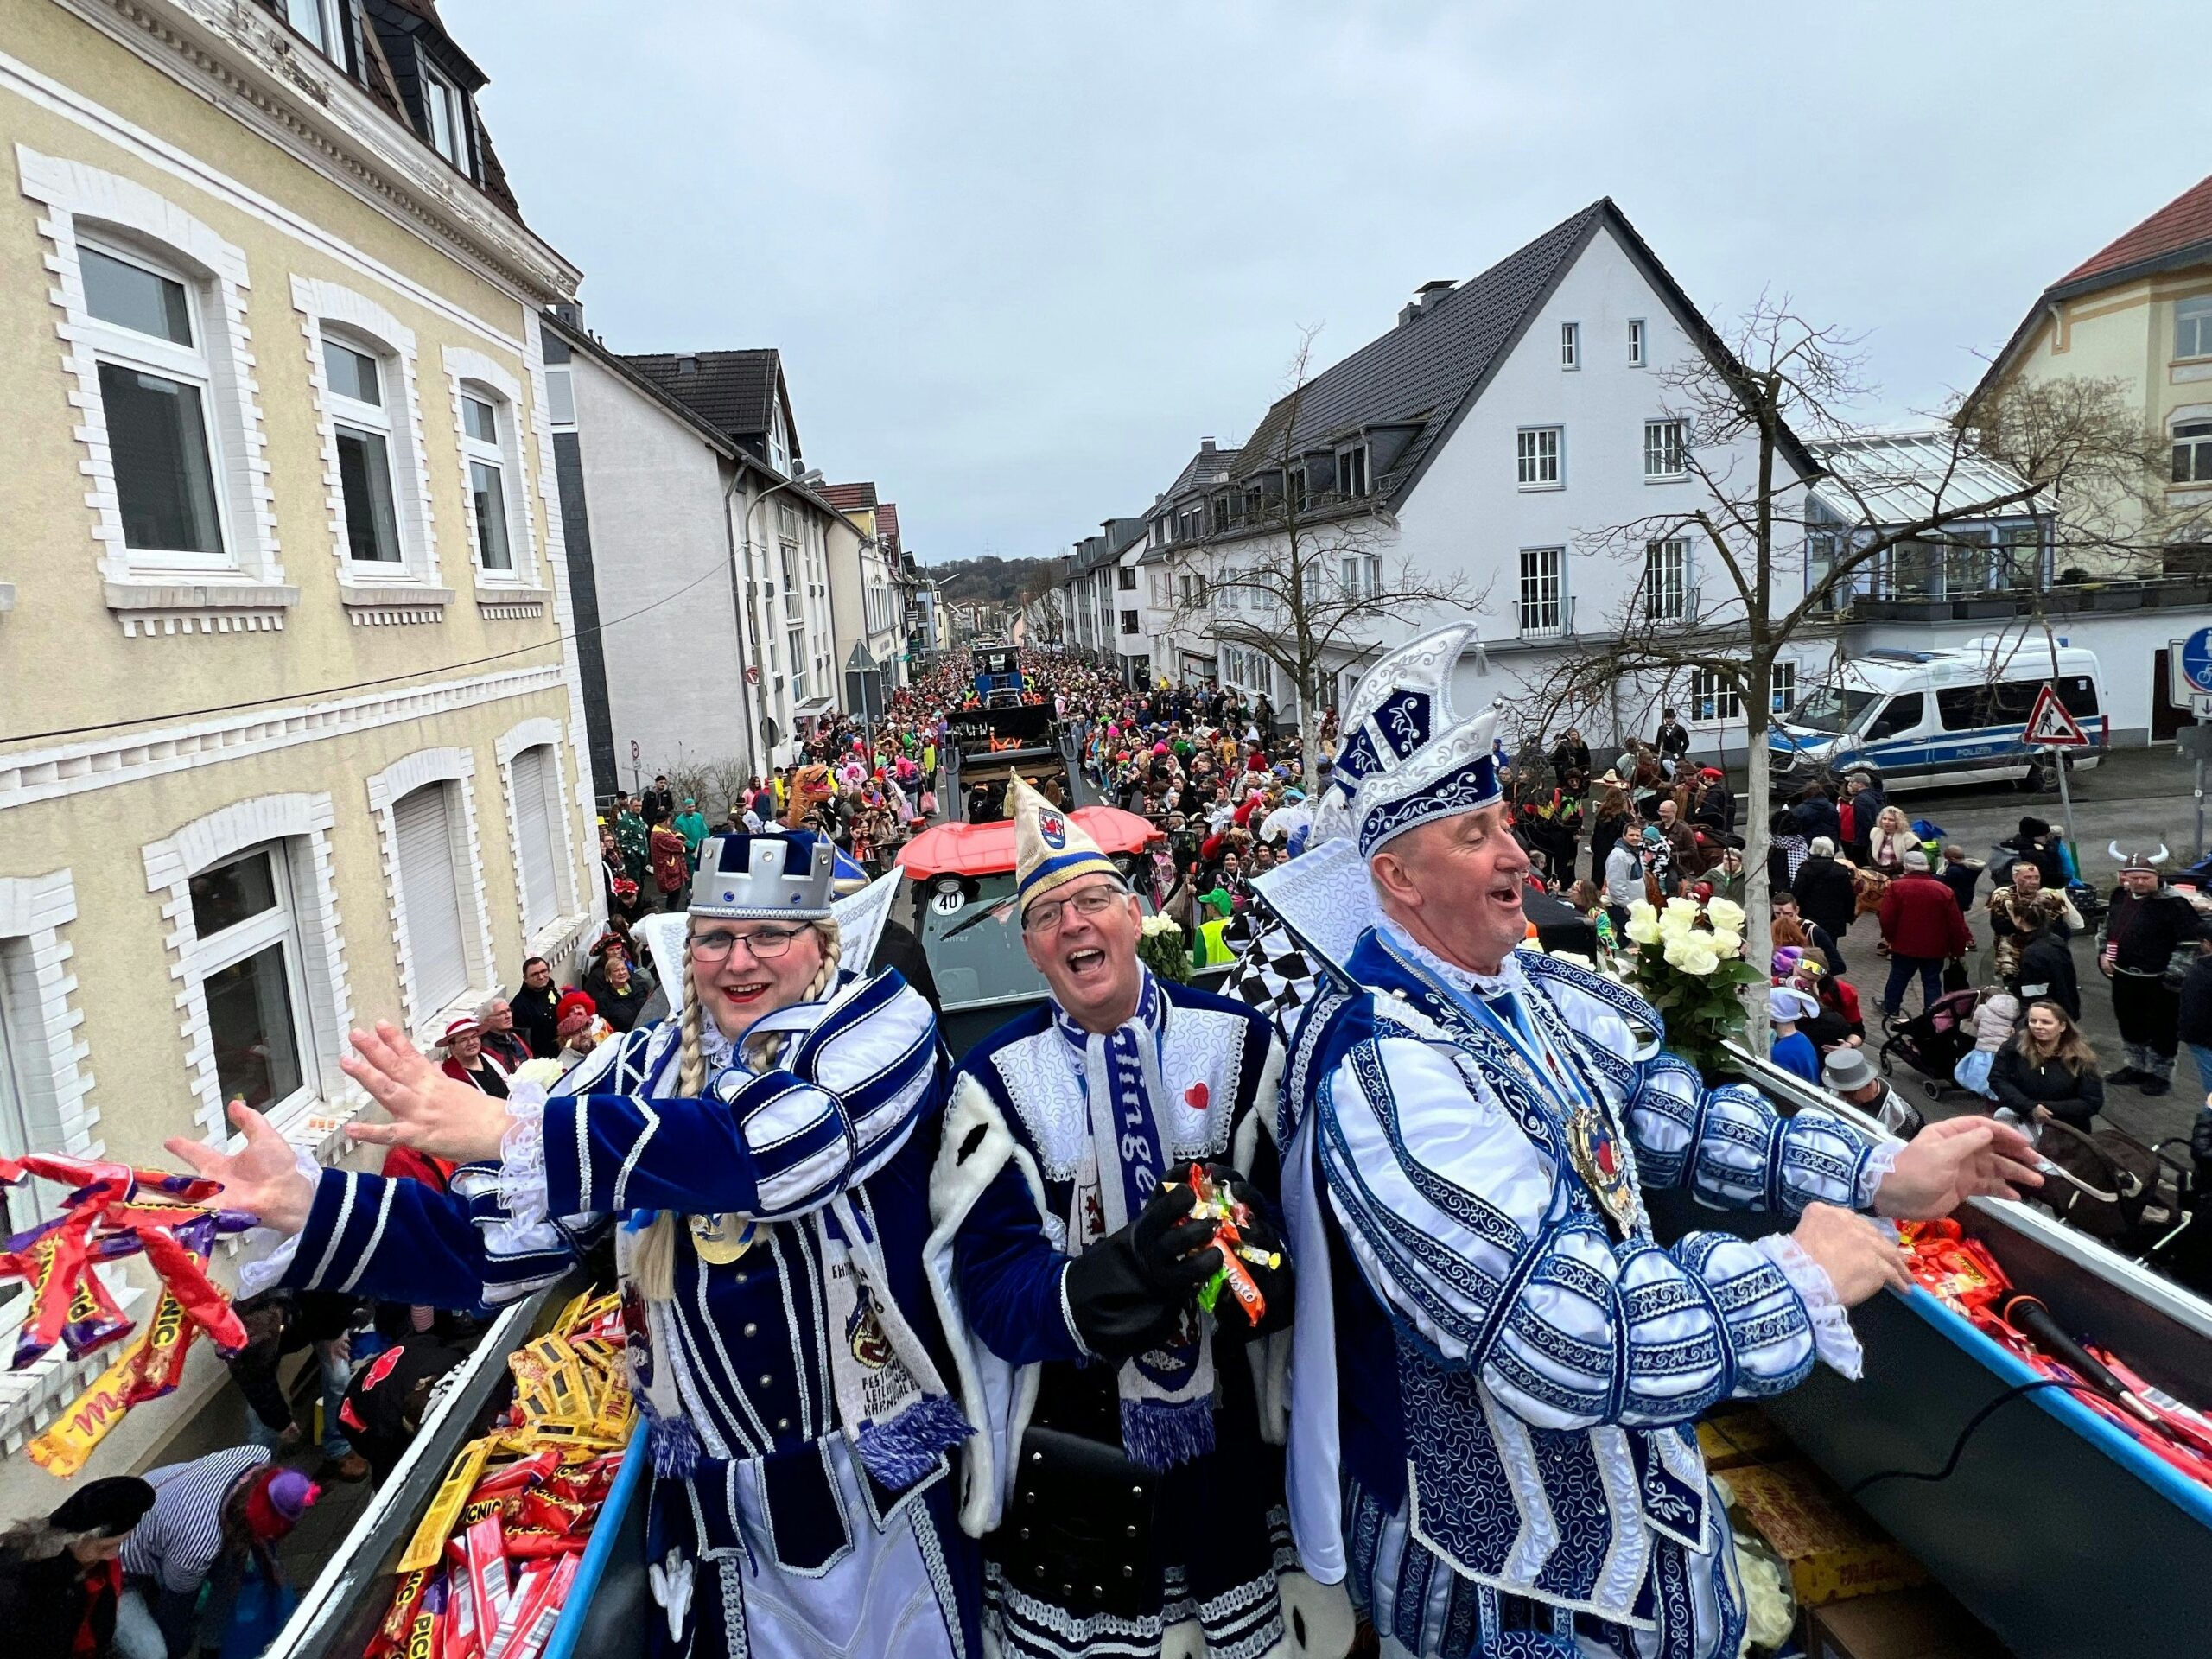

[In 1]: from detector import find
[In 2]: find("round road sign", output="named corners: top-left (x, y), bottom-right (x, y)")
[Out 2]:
top-left (2183, 627), bottom-right (2212, 696)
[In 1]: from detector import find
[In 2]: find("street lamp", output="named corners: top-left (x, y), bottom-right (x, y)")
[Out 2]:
top-left (724, 464), bottom-right (824, 779)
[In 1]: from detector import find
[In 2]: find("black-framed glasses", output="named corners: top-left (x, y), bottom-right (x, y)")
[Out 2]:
top-left (692, 925), bottom-right (807, 962)
top-left (1021, 885), bottom-right (1124, 935)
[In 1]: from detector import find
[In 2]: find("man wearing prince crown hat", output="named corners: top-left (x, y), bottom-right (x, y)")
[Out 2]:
top-left (925, 774), bottom-right (1352, 1658)
top-left (1256, 623), bottom-right (2044, 1659)
top-left (173, 828), bottom-right (984, 1659)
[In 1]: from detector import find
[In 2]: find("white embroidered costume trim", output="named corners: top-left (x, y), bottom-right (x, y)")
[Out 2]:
top-left (1758, 1233), bottom-right (1863, 1380)
top-left (497, 1077), bottom-right (550, 1226)
top-left (1855, 1141), bottom-right (1903, 1212)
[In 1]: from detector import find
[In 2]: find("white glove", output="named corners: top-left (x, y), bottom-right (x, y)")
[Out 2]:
top-left (647, 1549), bottom-right (694, 1642)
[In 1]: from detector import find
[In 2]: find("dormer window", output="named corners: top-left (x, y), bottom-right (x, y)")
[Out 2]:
top-left (421, 62), bottom-right (466, 168)
top-left (1337, 442), bottom-right (1370, 499)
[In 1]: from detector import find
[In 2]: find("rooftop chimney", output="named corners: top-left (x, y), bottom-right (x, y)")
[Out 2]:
top-left (1397, 279), bottom-right (1457, 327)
top-left (1199, 436), bottom-right (1217, 454)
top-left (677, 353), bottom-right (699, 375)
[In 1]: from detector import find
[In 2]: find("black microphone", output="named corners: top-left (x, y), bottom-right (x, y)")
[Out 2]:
top-left (2002, 1294), bottom-right (2159, 1426)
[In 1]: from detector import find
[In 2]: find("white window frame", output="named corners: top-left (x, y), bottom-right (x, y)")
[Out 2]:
top-left (0, 874), bottom-right (97, 1224)
top-left (365, 751), bottom-right (496, 1037)
top-left (1560, 321), bottom-right (1580, 370)
top-left (1690, 666), bottom-right (1743, 724)
top-left (281, 0), bottom-right (342, 54)
top-left (181, 847), bottom-right (321, 1124)
top-left (1643, 537), bottom-right (1689, 622)
top-left (141, 796), bottom-right (354, 1148)
top-left (495, 718), bottom-right (583, 952)
top-left (1770, 660), bottom-right (1798, 715)
top-left (1644, 418), bottom-right (1688, 480)
top-left (1516, 546), bottom-right (1567, 638)
top-left (20, 149), bottom-right (284, 589)
top-left (2173, 417), bottom-right (2212, 486)
top-left (1338, 442), bottom-right (1370, 499)
top-left (442, 348), bottom-right (539, 586)
top-left (1628, 318), bottom-right (1646, 366)
top-left (294, 276), bottom-right (442, 592)
top-left (1516, 426), bottom-right (1563, 490)
top-left (2176, 295), bottom-right (2212, 363)
top-left (421, 60), bottom-right (467, 168)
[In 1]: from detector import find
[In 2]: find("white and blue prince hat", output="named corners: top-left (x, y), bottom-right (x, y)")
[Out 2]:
top-left (1313, 621), bottom-right (1502, 858)
top-left (689, 831), bottom-right (836, 921)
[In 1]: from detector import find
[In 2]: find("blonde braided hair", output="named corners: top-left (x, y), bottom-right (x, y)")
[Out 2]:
top-left (630, 918), bottom-right (842, 1303)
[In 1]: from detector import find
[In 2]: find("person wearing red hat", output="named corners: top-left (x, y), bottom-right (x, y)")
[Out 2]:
top-left (435, 1017), bottom-right (510, 1098)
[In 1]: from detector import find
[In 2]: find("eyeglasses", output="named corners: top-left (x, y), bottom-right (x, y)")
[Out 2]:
top-left (1021, 885), bottom-right (1124, 934)
top-left (691, 925), bottom-right (808, 962)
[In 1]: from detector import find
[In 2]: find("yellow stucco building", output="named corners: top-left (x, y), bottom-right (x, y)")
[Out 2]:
top-left (1974, 171), bottom-right (2212, 566)
top-left (0, 0), bottom-right (596, 1486)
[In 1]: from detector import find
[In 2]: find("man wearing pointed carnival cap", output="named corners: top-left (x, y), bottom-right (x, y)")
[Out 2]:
top-left (171, 829), bottom-right (983, 1659)
top-left (1257, 623), bottom-right (2043, 1659)
top-left (926, 774), bottom-right (1352, 1659)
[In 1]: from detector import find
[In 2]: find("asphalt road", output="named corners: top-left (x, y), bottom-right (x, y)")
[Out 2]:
top-left (1821, 743), bottom-right (2208, 1152)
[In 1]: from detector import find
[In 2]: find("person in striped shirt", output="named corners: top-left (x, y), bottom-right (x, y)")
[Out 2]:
top-left (118, 1448), bottom-right (315, 1659)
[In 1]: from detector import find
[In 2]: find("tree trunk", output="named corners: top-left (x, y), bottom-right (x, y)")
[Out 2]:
top-left (1742, 702), bottom-right (1774, 1058)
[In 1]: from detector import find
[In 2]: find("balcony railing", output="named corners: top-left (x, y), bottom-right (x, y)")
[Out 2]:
top-left (1845, 574), bottom-right (2212, 624)
top-left (1516, 593), bottom-right (1575, 640)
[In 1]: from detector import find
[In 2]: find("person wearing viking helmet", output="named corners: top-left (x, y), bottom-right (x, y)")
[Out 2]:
top-left (2097, 843), bottom-right (2208, 1096)
top-left (927, 776), bottom-right (1351, 1659)
top-left (170, 830), bottom-right (982, 1659)
top-left (1259, 624), bottom-right (2043, 1659)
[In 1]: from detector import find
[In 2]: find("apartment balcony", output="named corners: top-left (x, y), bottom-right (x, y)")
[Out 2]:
top-left (1515, 594), bottom-right (1575, 641)
top-left (1843, 574), bottom-right (2212, 624)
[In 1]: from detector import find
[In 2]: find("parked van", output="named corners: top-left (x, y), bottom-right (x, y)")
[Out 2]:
top-left (1769, 643), bottom-right (2107, 794)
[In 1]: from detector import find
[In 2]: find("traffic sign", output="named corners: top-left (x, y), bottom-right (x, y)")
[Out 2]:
top-left (2024, 683), bottom-right (2090, 747)
top-left (2173, 630), bottom-right (2212, 700)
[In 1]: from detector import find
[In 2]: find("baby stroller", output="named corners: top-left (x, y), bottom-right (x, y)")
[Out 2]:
top-left (1878, 987), bottom-right (1982, 1104)
top-left (2033, 1120), bottom-right (2201, 1288)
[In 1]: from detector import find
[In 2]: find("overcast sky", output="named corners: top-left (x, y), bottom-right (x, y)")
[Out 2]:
top-left (454, 0), bottom-right (2198, 567)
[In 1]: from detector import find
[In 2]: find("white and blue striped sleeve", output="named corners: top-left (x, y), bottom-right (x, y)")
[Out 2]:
top-left (1321, 1033), bottom-right (1821, 1433)
top-left (1625, 1052), bottom-right (1881, 1214)
top-left (538, 972), bottom-right (941, 1224)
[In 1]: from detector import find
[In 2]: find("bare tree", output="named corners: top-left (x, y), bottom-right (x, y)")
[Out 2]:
top-left (1163, 332), bottom-right (1479, 782)
top-left (1018, 585), bottom-right (1066, 647)
top-left (1518, 297), bottom-right (2158, 1049)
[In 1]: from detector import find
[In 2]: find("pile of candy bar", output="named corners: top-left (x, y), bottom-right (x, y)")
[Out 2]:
top-left (376, 1289), bottom-right (636, 1659)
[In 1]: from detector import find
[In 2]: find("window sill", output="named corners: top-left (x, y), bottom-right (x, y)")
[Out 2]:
top-left (104, 579), bottom-right (300, 638)
top-left (1643, 473), bottom-right (1689, 484)
top-left (476, 585), bottom-right (552, 620)
top-left (0, 1270), bottom-right (147, 1453)
top-left (265, 1088), bottom-right (371, 1165)
top-left (1516, 482), bottom-right (1565, 493)
top-left (341, 583), bottom-right (454, 626)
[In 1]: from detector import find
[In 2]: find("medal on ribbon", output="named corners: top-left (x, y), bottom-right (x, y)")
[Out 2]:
top-left (687, 1213), bottom-right (758, 1264)
top-left (1567, 1105), bottom-right (1637, 1230)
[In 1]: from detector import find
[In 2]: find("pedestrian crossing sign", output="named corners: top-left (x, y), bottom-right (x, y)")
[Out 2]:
top-left (2024, 683), bottom-right (2090, 747)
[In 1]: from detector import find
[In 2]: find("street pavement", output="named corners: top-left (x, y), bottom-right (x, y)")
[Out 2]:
top-left (1815, 744), bottom-right (2207, 1151)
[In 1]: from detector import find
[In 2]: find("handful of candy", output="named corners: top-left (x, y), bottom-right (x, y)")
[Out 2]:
top-left (0, 1154), bottom-right (254, 1370)
top-left (1180, 1164), bottom-right (1279, 1327)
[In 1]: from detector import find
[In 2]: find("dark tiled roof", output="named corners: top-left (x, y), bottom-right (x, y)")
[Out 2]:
top-left (1229, 202), bottom-right (1606, 504)
top-left (2059, 173), bottom-right (2212, 289)
top-left (626, 349), bottom-right (784, 442)
top-left (1162, 442), bottom-right (1240, 500)
top-left (877, 501), bottom-right (901, 556)
top-left (819, 481), bottom-right (878, 512)
top-left (1212, 197), bottom-right (1816, 509)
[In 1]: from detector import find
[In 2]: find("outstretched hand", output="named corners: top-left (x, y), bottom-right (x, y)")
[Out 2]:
top-left (1874, 1115), bottom-right (2044, 1221)
top-left (340, 1021), bottom-right (509, 1162)
top-left (166, 1101), bottom-right (316, 1235)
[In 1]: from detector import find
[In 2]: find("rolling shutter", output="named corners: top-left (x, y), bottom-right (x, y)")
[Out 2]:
top-left (394, 784), bottom-right (468, 1014)
top-left (512, 746), bottom-right (560, 932)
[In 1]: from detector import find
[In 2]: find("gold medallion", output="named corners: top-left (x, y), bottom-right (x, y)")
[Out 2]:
top-left (688, 1213), bottom-right (759, 1264)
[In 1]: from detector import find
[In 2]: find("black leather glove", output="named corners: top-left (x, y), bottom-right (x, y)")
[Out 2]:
top-left (1197, 1163), bottom-right (1294, 1340)
top-left (1064, 1185), bottom-right (1220, 1363)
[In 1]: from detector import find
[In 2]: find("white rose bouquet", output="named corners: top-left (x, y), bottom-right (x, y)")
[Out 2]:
top-left (1135, 910), bottom-right (1191, 983)
top-left (1619, 893), bottom-right (1762, 1075)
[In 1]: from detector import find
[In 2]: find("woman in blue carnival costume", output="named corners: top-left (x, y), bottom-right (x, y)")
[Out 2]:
top-left (1255, 625), bottom-right (2046, 1659)
top-left (925, 776), bottom-right (1351, 1659)
top-left (172, 830), bottom-right (981, 1659)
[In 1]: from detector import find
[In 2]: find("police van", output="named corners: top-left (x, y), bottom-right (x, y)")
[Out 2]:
top-left (1769, 643), bottom-right (2107, 794)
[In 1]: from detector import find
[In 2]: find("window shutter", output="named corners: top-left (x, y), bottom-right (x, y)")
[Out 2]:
top-left (394, 785), bottom-right (469, 1014)
top-left (512, 747), bottom-right (559, 932)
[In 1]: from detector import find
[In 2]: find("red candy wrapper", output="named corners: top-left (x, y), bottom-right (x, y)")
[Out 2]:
top-left (508, 1555), bottom-right (578, 1659)
top-left (1182, 1165), bottom-right (1268, 1326)
top-left (463, 1514), bottom-right (512, 1641)
top-left (60, 1263), bottom-right (131, 1360)
top-left (7, 1217), bottom-right (94, 1368)
top-left (136, 1224), bottom-right (245, 1351)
